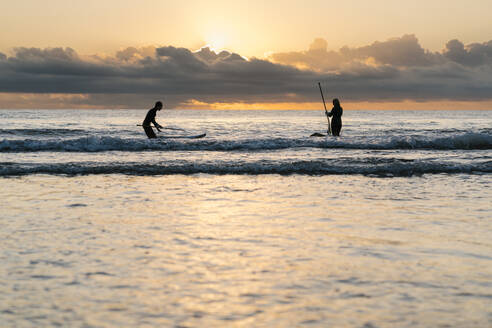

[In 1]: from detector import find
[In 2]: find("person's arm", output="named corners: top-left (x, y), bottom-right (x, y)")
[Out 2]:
top-left (326, 108), bottom-right (333, 117)
top-left (151, 118), bottom-right (162, 131)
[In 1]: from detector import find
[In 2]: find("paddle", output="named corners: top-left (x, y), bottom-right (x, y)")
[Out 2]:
top-left (318, 82), bottom-right (331, 135)
top-left (136, 124), bottom-right (186, 132)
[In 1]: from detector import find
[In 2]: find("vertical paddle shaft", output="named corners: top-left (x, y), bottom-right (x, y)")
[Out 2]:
top-left (318, 82), bottom-right (331, 135)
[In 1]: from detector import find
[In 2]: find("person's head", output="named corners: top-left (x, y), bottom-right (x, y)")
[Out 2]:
top-left (155, 101), bottom-right (163, 110)
top-left (332, 98), bottom-right (340, 107)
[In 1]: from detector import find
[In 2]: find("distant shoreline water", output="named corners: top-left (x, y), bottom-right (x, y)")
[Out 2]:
top-left (0, 109), bottom-right (490, 177)
top-left (1, 108), bottom-right (492, 111)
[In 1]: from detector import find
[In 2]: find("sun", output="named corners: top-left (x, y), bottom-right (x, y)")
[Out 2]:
top-left (204, 33), bottom-right (227, 52)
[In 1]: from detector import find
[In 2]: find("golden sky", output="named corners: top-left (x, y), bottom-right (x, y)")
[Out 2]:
top-left (1, 0), bottom-right (492, 109)
top-left (2, 0), bottom-right (491, 57)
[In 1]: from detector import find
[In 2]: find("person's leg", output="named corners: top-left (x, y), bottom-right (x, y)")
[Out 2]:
top-left (144, 126), bottom-right (157, 139)
top-left (332, 119), bottom-right (342, 136)
top-left (331, 121), bottom-right (339, 136)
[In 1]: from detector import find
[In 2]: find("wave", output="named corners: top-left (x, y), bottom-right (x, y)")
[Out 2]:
top-left (1, 160), bottom-right (490, 177)
top-left (1, 132), bottom-right (491, 153)
top-left (0, 128), bottom-right (87, 136)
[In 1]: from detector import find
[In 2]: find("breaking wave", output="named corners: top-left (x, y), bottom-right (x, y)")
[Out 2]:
top-left (1, 160), bottom-right (490, 177)
top-left (0, 132), bottom-right (491, 153)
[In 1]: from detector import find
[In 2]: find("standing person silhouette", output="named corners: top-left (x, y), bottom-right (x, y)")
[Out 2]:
top-left (326, 98), bottom-right (343, 136)
top-left (142, 101), bottom-right (163, 139)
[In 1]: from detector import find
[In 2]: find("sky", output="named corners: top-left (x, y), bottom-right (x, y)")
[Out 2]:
top-left (1, 0), bottom-right (492, 109)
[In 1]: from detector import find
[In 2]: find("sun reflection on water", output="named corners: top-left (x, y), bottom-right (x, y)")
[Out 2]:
top-left (1, 174), bottom-right (491, 326)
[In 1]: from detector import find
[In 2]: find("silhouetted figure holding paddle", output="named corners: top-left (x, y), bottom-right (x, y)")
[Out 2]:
top-left (142, 101), bottom-right (163, 139)
top-left (327, 98), bottom-right (343, 136)
top-left (310, 82), bottom-right (341, 137)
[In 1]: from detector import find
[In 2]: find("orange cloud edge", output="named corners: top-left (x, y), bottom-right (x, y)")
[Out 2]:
top-left (1, 93), bottom-right (492, 110)
top-left (182, 99), bottom-right (492, 110)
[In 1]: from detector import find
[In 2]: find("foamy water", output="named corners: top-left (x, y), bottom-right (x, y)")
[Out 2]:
top-left (1, 109), bottom-right (491, 327)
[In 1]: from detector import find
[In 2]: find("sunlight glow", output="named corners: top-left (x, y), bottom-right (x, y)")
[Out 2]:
top-left (204, 32), bottom-right (228, 53)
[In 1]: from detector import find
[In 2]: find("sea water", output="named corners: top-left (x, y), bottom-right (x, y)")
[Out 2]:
top-left (0, 109), bottom-right (491, 327)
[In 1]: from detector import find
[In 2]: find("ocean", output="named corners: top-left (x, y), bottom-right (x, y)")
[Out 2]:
top-left (1, 109), bottom-right (491, 327)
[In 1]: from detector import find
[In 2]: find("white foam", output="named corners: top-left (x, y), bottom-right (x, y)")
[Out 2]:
top-left (0, 132), bottom-right (491, 153)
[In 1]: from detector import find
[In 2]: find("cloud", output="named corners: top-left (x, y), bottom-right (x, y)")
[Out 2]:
top-left (345, 34), bottom-right (442, 67)
top-left (1, 35), bottom-right (492, 108)
top-left (269, 38), bottom-right (345, 71)
top-left (270, 35), bottom-right (443, 70)
top-left (115, 46), bottom-right (156, 63)
top-left (443, 39), bottom-right (492, 66)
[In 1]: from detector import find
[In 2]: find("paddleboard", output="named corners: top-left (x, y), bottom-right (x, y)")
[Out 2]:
top-left (310, 132), bottom-right (327, 137)
top-left (159, 133), bottom-right (206, 139)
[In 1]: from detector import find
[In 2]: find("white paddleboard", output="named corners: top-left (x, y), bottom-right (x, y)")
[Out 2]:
top-left (159, 133), bottom-right (206, 139)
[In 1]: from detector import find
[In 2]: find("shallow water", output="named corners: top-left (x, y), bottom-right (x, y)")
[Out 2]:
top-left (1, 110), bottom-right (491, 327)
top-left (1, 174), bottom-right (491, 327)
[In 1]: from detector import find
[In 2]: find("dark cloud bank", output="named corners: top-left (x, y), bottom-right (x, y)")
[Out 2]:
top-left (1, 34), bottom-right (491, 108)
